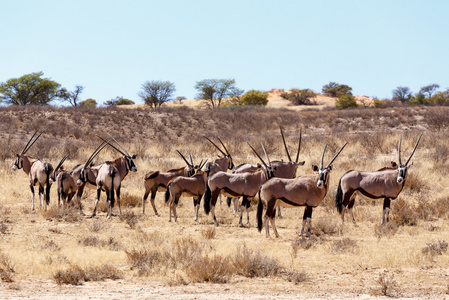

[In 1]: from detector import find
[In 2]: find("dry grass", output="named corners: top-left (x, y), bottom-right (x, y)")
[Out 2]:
top-left (53, 264), bottom-right (122, 285)
top-left (0, 105), bottom-right (448, 297)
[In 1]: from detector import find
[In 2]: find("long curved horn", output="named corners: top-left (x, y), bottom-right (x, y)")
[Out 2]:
top-left (280, 127), bottom-right (292, 162)
top-left (55, 155), bottom-right (69, 171)
top-left (96, 135), bottom-right (126, 156)
top-left (295, 129), bottom-right (302, 163)
top-left (176, 150), bottom-right (192, 167)
top-left (20, 130), bottom-right (38, 155)
top-left (199, 159), bottom-right (208, 170)
top-left (325, 143), bottom-right (347, 168)
top-left (188, 150), bottom-right (194, 166)
top-left (84, 140), bottom-right (110, 168)
top-left (217, 137), bottom-right (231, 156)
top-left (204, 136), bottom-right (226, 156)
top-left (320, 144), bottom-right (327, 169)
top-left (261, 143), bottom-right (272, 168)
top-left (398, 136), bottom-right (402, 166)
top-left (247, 142), bottom-right (268, 170)
top-left (22, 129), bottom-right (46, 155)
top-left (107, 133), bottom-right (131, 157)
top-left (405, 135), bottom-right (422, 166)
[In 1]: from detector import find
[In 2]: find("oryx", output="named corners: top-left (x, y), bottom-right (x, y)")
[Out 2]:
top-left (335, 135), bottom-right (421, 226)
top-left (204, 143), bottom-right (274, 227)
top-left (49, 155), bottom-right (76, 208)
top-left (229, 128), bottom-right (305, 217)
top-left (164, 159), bottom-right (208, 222)
top-left (142, 150), bottom-right (197, 215)
top-left (76, 140), bottom-right (121, 219)
top-left (204, 136), bottom-right (234, 171)
top-left (257, 143), bottom-right (347, 238)
top-left (12, 130), bottom-right (54, 210)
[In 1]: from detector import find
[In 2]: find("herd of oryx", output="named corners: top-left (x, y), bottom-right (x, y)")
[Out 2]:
top-left (12, 128), bottom-right (421, 238)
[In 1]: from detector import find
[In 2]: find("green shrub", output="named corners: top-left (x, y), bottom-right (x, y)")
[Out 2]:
top-left (79, 98), bottom-right (97, 108)
top-left (322, 82), bottom-right (352, 97)
top-left (240, 90), bottom-right (268, 106)
top-left (280, 89), bottom-right (316, 105)
top-left (336, 94), bottom-right (358, 109)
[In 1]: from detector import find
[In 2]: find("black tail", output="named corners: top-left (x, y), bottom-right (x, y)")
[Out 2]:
top-left (335, 178), bottom-right (343, 214)
top-left (44, 163), bottom-right (52, 205)
top-left (257, 189), bottom-right (263, 232)
top-left (226, 197), bottom-right (232, 207)
top-left (204, 182), bottom-right (211, 215)
top-left (164, 184), bottom-right (171, 203)
top-left (110, 167), bottom-right (116, 208)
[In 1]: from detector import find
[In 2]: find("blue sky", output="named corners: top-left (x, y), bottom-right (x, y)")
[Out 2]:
top-left (1, 0), bottom-right (448, 104)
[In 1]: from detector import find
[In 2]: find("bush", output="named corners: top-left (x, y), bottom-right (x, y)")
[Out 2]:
top-left (322, 82), bottom-right (352, 97)
top-left (240, 90), bottom-right (268, 106)
top-left (336, 94), bottom-right (358, 109)
top-left (280, 89), bottom-right (316, 105)
top-left (79, 98), bottom-right (97, 108)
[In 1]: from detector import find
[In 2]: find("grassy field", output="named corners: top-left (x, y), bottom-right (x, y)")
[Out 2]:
top-left (0, 103), bottom-right (448, 298)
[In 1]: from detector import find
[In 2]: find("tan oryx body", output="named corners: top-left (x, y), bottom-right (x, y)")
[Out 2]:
top-left (165, 160), bottom-right (208, 222)
top-left (336, 136), bottom-right (421, 226)
top-left (204, 143), bottom-right (274, 227)
top-left (257, 143), bottom-right (347, 238)
top-left (76, 140), bottom-right (121, 218)
top-left (12, 130), bottom-right (54, 210)
top-left (49, 155), bottom-right (76, 208)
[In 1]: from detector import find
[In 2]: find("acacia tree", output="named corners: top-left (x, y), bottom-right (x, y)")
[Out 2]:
top-left (138, 80), bottom-right (176, 108)
top-left (419, 84), bottom-right (440, 98)
top-left (104, 96), bottom-right (135, 106)
top-left (0, 72), bottom-right (64, 105)
top-left (392, 86), bottom-right (412, 102)
top-left (322, 82), bottom-right (352, 97)
top-left (60, 85), bottom-right (85, 106)
top-left (195, 78), bottom-right (237, 108)
top-left (281, 89), bottom-right (316, 105)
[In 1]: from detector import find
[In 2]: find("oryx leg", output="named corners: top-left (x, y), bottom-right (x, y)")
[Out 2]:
top-left (239, 196), bottom-right (248, 227)
top-left (277, 205), bottom-right (282, 218)
top-left (381, 198), bottom-right (391, 225)
top-left (300, 206), bottom-right (313, 238)
top-left (149, 189), bottom-right (159, 216)
top-left (30, 184), bottom-right (35, 211)
top-left (348, 199), bottom-right (358, 226)
top-left (210, 190), bottom-right (221, 226)
top-left (39, 185), bottom-right (45, 210)
top-left (116, 185), bottom-right (121, 216)
top-left (265, 200), bottom-right (277, 238)
top-left (76, 185), bottom-right (85, 215)
top-left (89, 187), bottom-right (102, 218)
top-left (233, 197), bottom-right (239, 214)
top-left (194, 195), bottom-right (202, 222)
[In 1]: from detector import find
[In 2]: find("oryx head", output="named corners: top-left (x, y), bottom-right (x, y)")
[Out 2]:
top-left (393, 135), bottom-right (421, 184)
top-left (248, 142), bottom-right (275, 179)
top-left (204, 136), bottom-right (234, 170)
top-left (280, 127), bottom-right (305, 169)
top-left (12, 129), bottom-right (46, 171)
top-left (177, 150), bottom-right (196, 176)
top-left (50, 155), bottom-right (69, 183)
top-left (313, 143), bottom-right (347, 188)
top-left (98, 134), bottom-right (137, 172)
top-left (77, 140), bottom-right (110, 186)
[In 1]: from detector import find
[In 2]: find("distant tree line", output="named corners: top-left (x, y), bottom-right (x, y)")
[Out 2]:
top-left (0, 72), bottom-right (447, 109)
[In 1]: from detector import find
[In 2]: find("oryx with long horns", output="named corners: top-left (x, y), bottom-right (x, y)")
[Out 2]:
top-left (257, 143), bottom-right (347, 238)
top-left (142, 150), bottom-right (197, 215)
top-left (12, 130), bottom-right (54, 210)
top-left (164, 159), bottom-right (208, 222)
top-left (49, 155), bottom-right (76, 208)
top-left (204, 143), bottom-right (274, 227)
top-left (336, 135), bottom-right (421, 226)
top-left (76, 139), bottom-right (121, 218)
top-left (229, 128), bottom-right (305, 216)
top-left (204, 136), bottom-right (234, 172)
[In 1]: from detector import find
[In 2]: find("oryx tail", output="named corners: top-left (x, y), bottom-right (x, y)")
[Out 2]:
top-left (335, 178), bottom-right (343, 214)
top-left (45, 162), bottom-right (52, 206)
top-left (164, 183), bottom-right (171, 203)
top-left (110, 166), bottom-right (116, 208)
top-left (257, 189), bottom-right (263, 232)
top-left (204, 182), bottom-right (212, 214)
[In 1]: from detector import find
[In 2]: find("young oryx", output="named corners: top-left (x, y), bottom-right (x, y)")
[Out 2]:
top-left (257, 143), bottom-right (347, 238)
top-left (49, 155), bottom-right (76, 208)
top-left (336, 135), bottom-right (421, 226)
top-left (142, 150), bottom-right (197, 215)
top-left (77, 140), bottom-right (121, 219)
top-left (164, 159), bottom-right (208, 222)
top-left (12, 129), bottom-right (54, 210)
top-left (229, 128), bottom-right (305, 217)
top-left (204, 143), bottom-right (274, 227)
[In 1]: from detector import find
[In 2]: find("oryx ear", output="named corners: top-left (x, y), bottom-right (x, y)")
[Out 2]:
top-left (257, 163), bottom-right (262, 168)
top-left (297, 161), bottom-right (305, 166)
top-left (16, 154), bottom-right (19, 157)
top-left (407, 162), bottom-right (414, 169)
top-left (273, 166), bottom-right (277, 171)
top-left (391, 161), bottom-right (397, 168)
top-left (132, 155), bottom-right (137, 159)
top-left (312, 165), bottom-right (319, 172)
top-left (328, 165), bottom-right (333, 171)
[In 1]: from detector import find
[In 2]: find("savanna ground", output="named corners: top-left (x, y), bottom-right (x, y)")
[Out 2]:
top-left (1, 98), bottom-right (449, 299)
